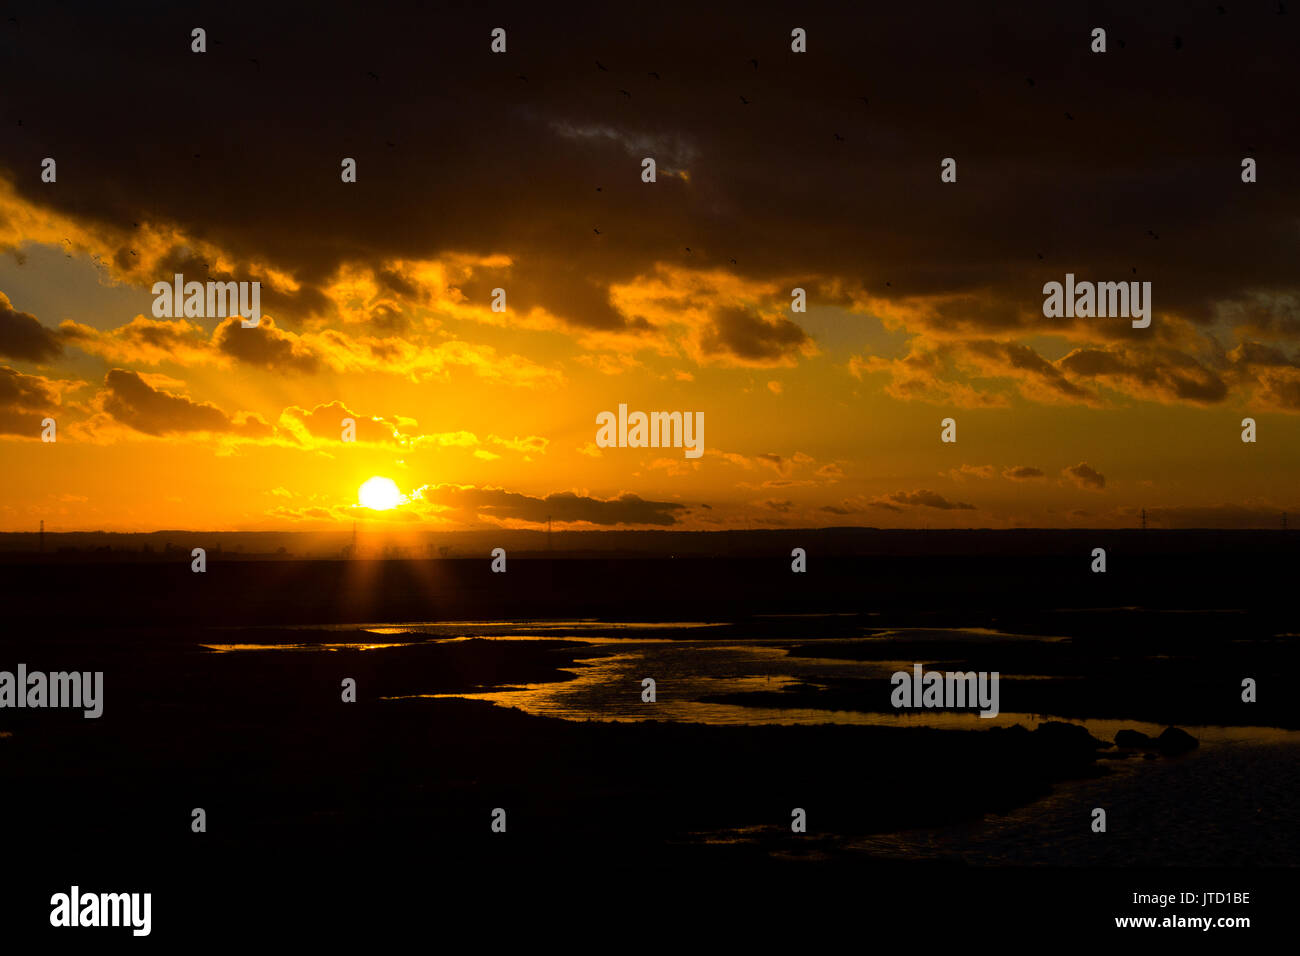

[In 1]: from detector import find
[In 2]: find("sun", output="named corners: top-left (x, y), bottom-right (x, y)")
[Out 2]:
top-left (358, 476), bottom-right (403, 511)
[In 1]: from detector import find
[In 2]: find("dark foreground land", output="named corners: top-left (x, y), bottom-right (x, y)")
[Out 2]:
top-left (1, 531), bottom-right (1297, 940)
top-left (2, 528), bottom-right (1297, 625)
top-left (0, 634), bottom-right (1236, 941)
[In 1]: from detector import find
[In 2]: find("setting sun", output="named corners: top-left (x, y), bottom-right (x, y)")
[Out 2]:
top-left (358, 477), bottom-right (403, 511)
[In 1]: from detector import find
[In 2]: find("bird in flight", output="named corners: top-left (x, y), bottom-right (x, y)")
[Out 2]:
top-left (596, 60), bottom-right (609, 72)
top-left (1064, 112), bottom-right (1074, 120)
top-left (739, 95), bottom-right (750, 105)
top-left (685, 247), bottom-right (692, 254)
top-left (729, 257), bottom-right (737, 265)
top-left (366, 71), bottom-right (379, 80)
top-left (248, 58), bottom-right (260, 70)
top-left (516, 74), bottom-right (528, 82)
top-left (749, 58), bottom-right (759, 69)
top-left (593, 228), bottom-right (601, 235)
top-left (1146, 229), bottom-right (1160, 240)
top-left (617, 89), bottom-right (631, 98)
top-left (648, 71), bottom-right (660, 80)
top-left (833, 132), bottom-right (845, 142)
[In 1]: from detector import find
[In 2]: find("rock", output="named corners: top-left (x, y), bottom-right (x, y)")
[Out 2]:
top-left (1032, 720), bottom-right (1109, 752)
top-left (1114, 729), bottom-right (1153, 748)
top-left (995, 723), bottom-right (1031, 739)
top-left (1154, 726), bottom-right (1199, 755)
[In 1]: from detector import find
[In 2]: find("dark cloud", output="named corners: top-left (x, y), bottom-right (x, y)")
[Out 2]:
top-left (367, 302), bottom-right (407, 334)
top-left (949, 464), bottom-right (995, 480)
top-left (60, 315), bottom-right (208, 365)
top-left (3, 2), bottom-right (1295, 365)
top-left (1002, 465), bottom-right (1045, 481)
top-left (872, 489), bottom-right (975, 510)
top-left (755, 453), bottom-right (796, 475)
top-left (458, 262), bottom-right (633, 333)
top-left (1217, 294), bottom-right (1300, 340)
top-left (1223, 340), bottom-right (1300, 411)
top-left (0, 365), bottom-right (59, 435)
top-left (1059, 346), bottom-right (1227, 404)
top-left (1062, 461), bottom-right (1106, 490)
top-left (700, 305), bottom-right (811, 364)
top-left (0, 292), bottom-right (61, 362)
top-left (99, 368), bottom-right (272, 437)
top-left (963, 340), bottom-right (1097, 403)
top-left (212, 316), bottom-right (321, 374)
top-left (1227, 341), bottom-right (1297, 368)
top-left (419, 484), bottom-right (686, 526)
top-left (1257, 373), bottom-right (1300, 411)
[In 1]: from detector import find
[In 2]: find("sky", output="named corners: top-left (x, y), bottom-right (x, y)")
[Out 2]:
top-left (1, 1), bottom-right (1298, 532)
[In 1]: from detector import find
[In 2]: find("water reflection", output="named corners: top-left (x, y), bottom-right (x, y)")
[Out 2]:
top-left (200, 641), bottom-right (418, 652)
top-left (203, 619), bottom-right (1300, 865)
top-left (374, 634), bottom-right (1300, 745)
top-left (203, 624), bottom-right (1300, 746)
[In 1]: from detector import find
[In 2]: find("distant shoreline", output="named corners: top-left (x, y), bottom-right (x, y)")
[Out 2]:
top-left (0, 526), bottom-right (1296, 562)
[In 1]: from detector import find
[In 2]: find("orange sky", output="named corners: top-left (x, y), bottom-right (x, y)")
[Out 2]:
top-left (2, 186), bottom-right (1293, 533)
top-left (2, 8), bottom-right (1298, 532)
